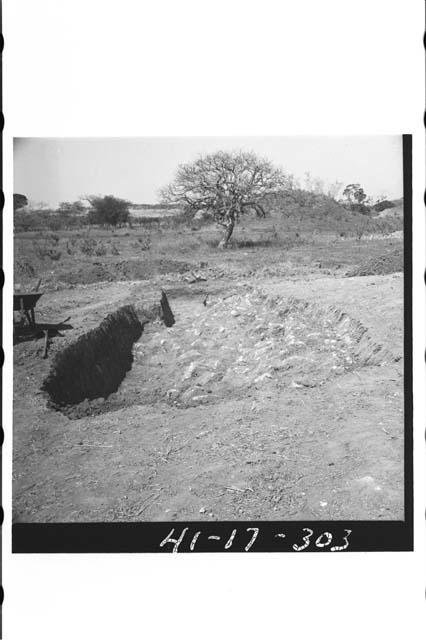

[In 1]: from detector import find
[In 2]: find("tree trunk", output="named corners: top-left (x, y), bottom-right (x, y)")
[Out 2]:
top-left (218, 217), bottom-right (235, 249)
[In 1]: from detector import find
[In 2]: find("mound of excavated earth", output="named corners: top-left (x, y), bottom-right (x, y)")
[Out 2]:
top-left (134, 288), bottom-right (396, 407)
top-left (347, 247), bottom-right (403, 277)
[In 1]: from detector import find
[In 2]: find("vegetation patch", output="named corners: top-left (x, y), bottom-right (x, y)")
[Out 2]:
top-left (347, 248), bottom-right (403, 277)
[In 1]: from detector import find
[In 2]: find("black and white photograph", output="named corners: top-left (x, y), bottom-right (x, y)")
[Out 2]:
top-left (3, 1), bottom-right (425, 638)
top-left (12, 136), bottom-right (409, 527)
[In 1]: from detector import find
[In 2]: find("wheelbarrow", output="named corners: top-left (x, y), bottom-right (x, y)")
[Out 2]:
top-left (13, 292), bottom-right (44, 327)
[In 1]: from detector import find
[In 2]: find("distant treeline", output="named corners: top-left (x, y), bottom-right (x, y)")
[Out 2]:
top-left (264, 189), bottom-right (399, 216)
top-left (14, 190), bottom-right (402, 234)
top-left (130, 203), bottom-right (179, 210)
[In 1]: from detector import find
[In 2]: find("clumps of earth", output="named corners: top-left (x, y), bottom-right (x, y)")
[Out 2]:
top-left (169, 261), bottom-right (313, 285)
top-left (347, 248), bottom-right (403, 277)
top-left (134, 288), bottom-right (395, 407)
top-left (57, 259), bottom-right (195, 286)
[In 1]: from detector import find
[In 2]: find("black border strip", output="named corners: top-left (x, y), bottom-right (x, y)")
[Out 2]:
top-left (13, 520), bottom-right (410, 553)
top-left (12, 135), bottom-right (413, 554)
top-left (402, 134), bottom-right (413, 531)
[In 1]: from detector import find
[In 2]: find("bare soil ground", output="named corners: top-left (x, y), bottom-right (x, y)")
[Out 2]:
top-left (13, 221), bottom-right (404, 522)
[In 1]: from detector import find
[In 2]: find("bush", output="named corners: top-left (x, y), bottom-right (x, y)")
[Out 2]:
top-left (348, 203), bottom-right (371, 214)
top-left (94, 242), bottom-right (108, 256)
top-left (46, 232), bottom-right (60, 244)
top-left (137, 236), bottom-right (151, 250)
top-left (45, 216), bottom-right (63, 231)
top-left (78, 238), bottom-right (111, 256)
top-left (14, 208), bottom-right (86, 232)
top-left (15, 257), bottom-right (36, 278)
top-left (354, 225), bottom-right (366, 241)
top-left (374, 200), bottom-right (395, 212)
top-left (87, 195), bottom-right (131, 226)
top-left (33, 242), bottom-right (62, 261)
top-left (79, 238), bottom-right (97, 256)
top-left (48, 249), bottom-right (62, 261)
top-left (14, 211), bottom-right (32, 232)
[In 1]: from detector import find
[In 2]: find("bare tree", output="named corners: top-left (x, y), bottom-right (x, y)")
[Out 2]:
top-left (160, 151), bottom-right (293, 247)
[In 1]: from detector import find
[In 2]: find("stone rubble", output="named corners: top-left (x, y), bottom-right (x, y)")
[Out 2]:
top-left (134, 289), bottom-right (394, 407)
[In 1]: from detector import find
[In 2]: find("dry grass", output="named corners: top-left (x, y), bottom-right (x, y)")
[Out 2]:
top-left (14, 210), bottom-right (403, 292)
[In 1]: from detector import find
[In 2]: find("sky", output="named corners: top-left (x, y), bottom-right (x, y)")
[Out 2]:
top-left (14, 136), bottom-right (403, 207)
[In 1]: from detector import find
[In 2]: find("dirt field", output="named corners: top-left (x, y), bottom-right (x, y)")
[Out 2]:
top-left (13, 218), bottom-right (405, 522)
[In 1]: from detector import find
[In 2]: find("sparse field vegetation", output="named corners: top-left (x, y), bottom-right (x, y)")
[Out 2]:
top-left (14, 194), bottom-right (403, 291)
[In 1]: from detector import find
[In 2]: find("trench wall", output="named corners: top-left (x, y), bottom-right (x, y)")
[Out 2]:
top-left (42, 305), bottom-right (143, 407)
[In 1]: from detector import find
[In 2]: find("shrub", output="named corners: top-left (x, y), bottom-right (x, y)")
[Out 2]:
top-left (79, 238), bottom-right (97, 256)
top-left (48, 249), bottom-right (62, 261)
top-left (355, 227), bottom-right (365, 241)
top-left (374, 200), bottom-right (396, 212)
top-left (137, 236), bottom-right (151, 250)
top-left (232, 237), bottom-right (274, 249)
top-left (94, 242), bottom-right (108, 256)
top-left (15, 257), bottom-right (36, 278)
top-left (14, 211), bottom-right (32, 232)
top-left (87, 195), bottom-right (131, 226)
top-left (77, 238), bottom-right (110, 256)
top-left (46, 216), bottom-right (63, 231)
top-left (348, 203), bottom-right (371, 215)
top-left (46, 232), bottom-right (60, 244)
top-left (34, 243), bottom-right (62, 261)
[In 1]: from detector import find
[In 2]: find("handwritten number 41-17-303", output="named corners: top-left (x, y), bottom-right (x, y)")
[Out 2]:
top-left (159, 527), bottom-right (351, 553)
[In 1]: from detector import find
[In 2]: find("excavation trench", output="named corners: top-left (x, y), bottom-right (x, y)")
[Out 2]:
top-left (41, 305), bottom-right (144, 408)
top-left (42, 292), bottom-right (175, 414)
top-left (42, 287), bottom-right (396, 419)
